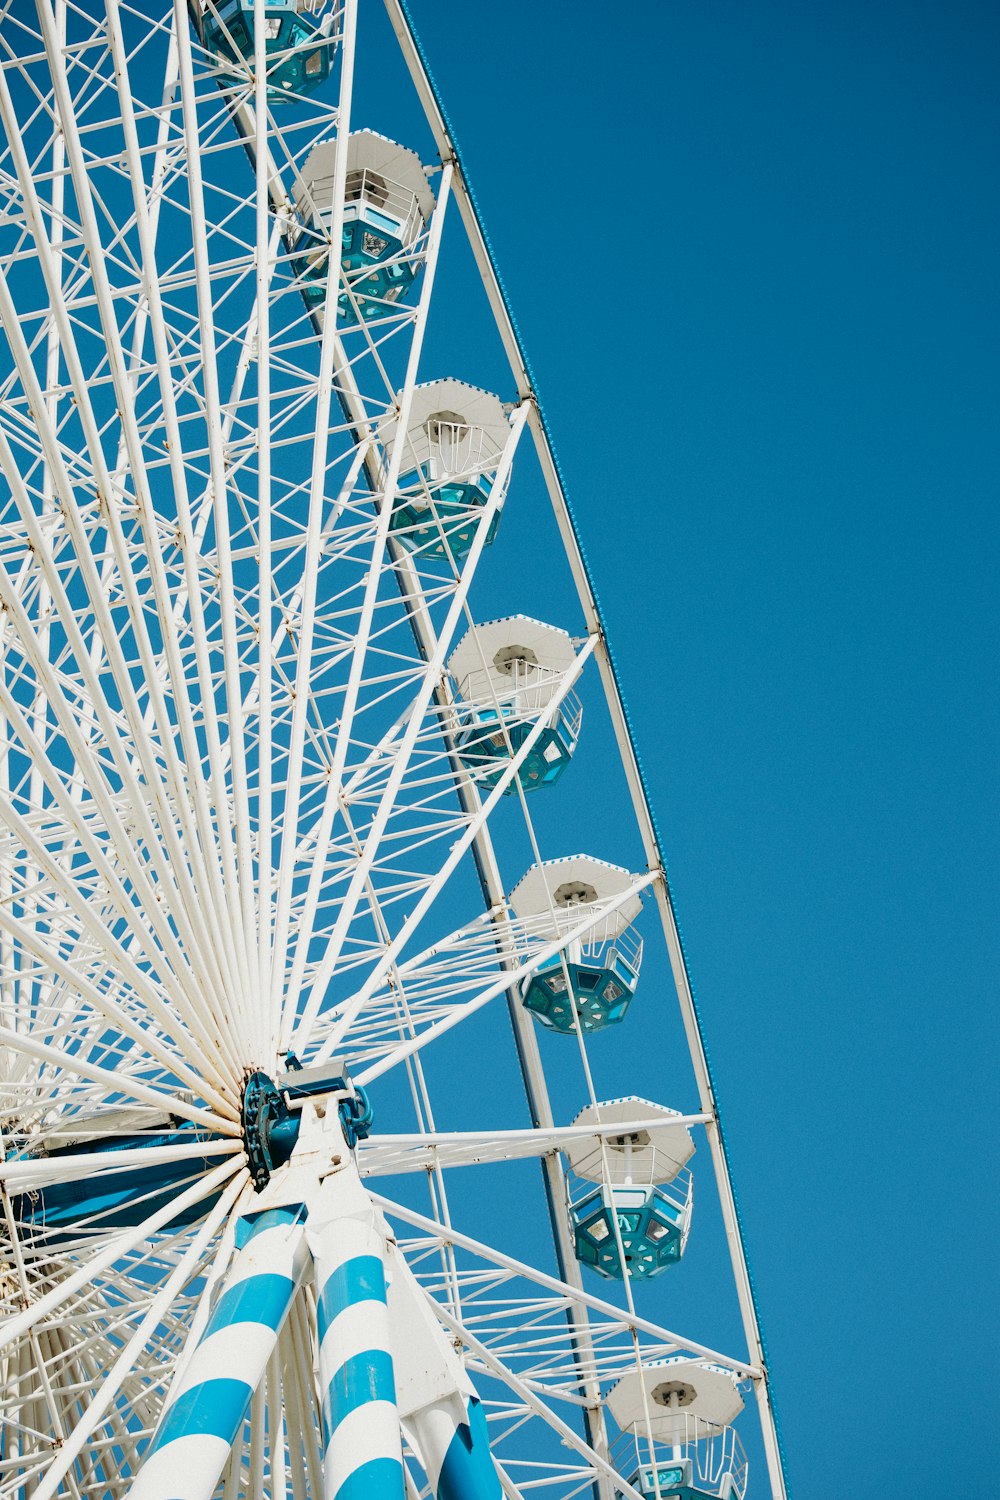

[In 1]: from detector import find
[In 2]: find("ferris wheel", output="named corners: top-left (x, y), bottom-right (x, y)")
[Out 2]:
top-left (0, 3), bottom-right (790, 1498)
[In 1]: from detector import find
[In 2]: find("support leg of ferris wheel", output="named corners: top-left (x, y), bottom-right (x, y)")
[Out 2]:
top-left (379, 4), bottom-right (789, 1496)
top-left (128, 1205), bottom-right (310, 1500)
top-left (307, 1164), bottom-right (503, 1500)
top-left (122, 1104), bottom-right (506, 1498)
top-left (307, 1171), bottom-right (406, 1500)
top-left (386, 1249), bottom-right (502, 1500)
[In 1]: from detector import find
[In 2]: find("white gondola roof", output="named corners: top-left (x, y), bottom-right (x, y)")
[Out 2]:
top-left (448, 616), bottom-right (577, 698)
top-left (606, 1357), bottom-right (744, 1439)
top-left (379, 379), bottom-right (510, 460)
top-left (294, 128), bottom-right (435, 221)
top-left (566, 1098), bottom-right (695, 1186)
top-left (509, 854), bottom-right (643, 937)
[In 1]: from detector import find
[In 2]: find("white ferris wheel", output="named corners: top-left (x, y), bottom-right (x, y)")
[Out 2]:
top-left (0, 3), bottom-right (790, 1499)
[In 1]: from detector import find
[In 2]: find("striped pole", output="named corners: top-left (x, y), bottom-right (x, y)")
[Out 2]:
top-left (310, 1211), bottom-right (405, 1500)
top-left (129, 1204), bottom-right (308, 1500)
top-left (405, 1395), bottom-right (500, 1500)
top-left (386, 1255), bottom-right (500, 1500)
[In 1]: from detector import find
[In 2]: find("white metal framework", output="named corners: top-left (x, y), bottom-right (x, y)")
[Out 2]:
top-left (0, 2), bottom-right (788, 1498)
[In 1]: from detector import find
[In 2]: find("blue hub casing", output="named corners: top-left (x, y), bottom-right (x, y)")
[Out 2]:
top-left (521, 948), bottom-right (637, 1034)
top-left (10, 1067), bottom-right (374, 1239)
top-left (457, 703), bottom-right (577, 794)
top-left (8, 1123), bottom-right (222, 1242)
top-left (242, 1067), bottom-right (373, 1188)
top-left (571, 1184), bottom-right (685, 1281)
top-left (241, 1070), bottom-right (301, 1190)
top-left (337, 1086), bottom-right (374, 1149)
top-left (202, 0), bottom-right (334, 102)
top-left (390, 468), bottom-right (500, 560)
top-left (292, 216), bottom-right (418, 322)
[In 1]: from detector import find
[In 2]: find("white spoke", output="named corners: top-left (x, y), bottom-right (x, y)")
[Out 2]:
top-left (357, 1115), bottom-right (711, 1179)
top-left (25, 1169), bottom-right (247, 1500)
top-left (0, 1156), bottom-right (244, 1353)
top-left (373, 1192), bottom-right (756, 1379)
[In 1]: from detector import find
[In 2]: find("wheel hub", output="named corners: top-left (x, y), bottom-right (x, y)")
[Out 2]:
top-left (240, 1064), bottom-right (375, 1192)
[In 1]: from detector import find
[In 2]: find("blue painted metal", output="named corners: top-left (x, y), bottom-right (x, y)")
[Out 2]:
top-left (201, 0), bottom-right (336, 102)
top-left (390, 468), bottom-right (500, 559)
top-left (317, 1252), bottom-right (384, 1334)
top-left (571, 1185), bottom-right (685, 1281)
top-left (620, 1464), bottom-right (687, 1500)
top-left (456, 702), bottom-right (576, 794)
top-left (150, 1377), bottom-right (252, 1450)
top-left (521, 947), bottom-right (638, 1034)
top-left (242, 1069), bottom-right (299, 1190)
top-left (620, 1463), bottom-right (731, 1500)
top-left (436, 1397), bottom-right (501, 1500)
top-left (620, 1462), bottom-right (715, 1500)
top-left (331, 1457), bottom-right (404, 1500)
top-left (10, 1066), bottom-right (370, 1236)
top-left (322, 1346), bottom-right (396, 1443)
top-left (241, 1068), bottom-right (370, 1188)
top-left (338, 1084), bottom-right (373, 1149)
top-left (292, 217), bottom-right (418, 323)
top-left (8, 1123), bottom-right (220, 1240)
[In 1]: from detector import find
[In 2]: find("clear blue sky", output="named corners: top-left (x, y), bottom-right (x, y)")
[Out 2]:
top-left (388, 3), bottom-right (999, 1496)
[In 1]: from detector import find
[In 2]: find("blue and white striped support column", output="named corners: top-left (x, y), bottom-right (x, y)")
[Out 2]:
top-left (406, 1395), bottom-right (501, 1500)
top-left (386, 1252), bottom-right (501, 1500)
top-left (311, 1215), bottom-right (405, 1500)
top-left (130, 1205), bottom-right (308, 1500)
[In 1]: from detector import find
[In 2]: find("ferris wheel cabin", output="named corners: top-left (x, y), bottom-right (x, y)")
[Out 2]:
top-left (448, 616), bottom-right (582, 794)
top-left (290, 130), bottom-right (434, 320)
top-left (607, 1359), bottom-right (748, 1500)
top-left (198, 0), bottom-right (340, 100)
top-left (510, 855), bottom-right (643, 1033)
top-left (564, 1099), bottom-right (694, 1281)
top-left (381, 379), bottom-right (511, 558)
